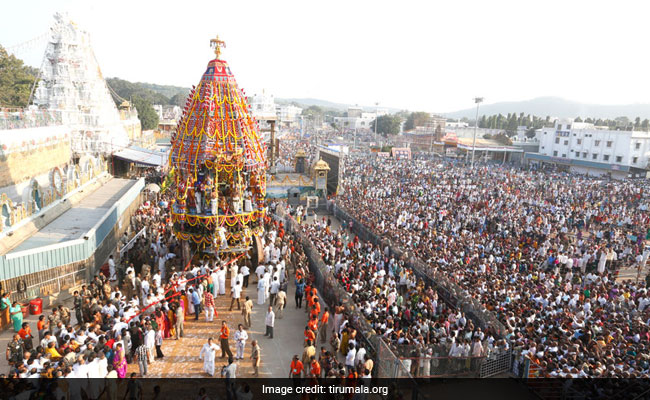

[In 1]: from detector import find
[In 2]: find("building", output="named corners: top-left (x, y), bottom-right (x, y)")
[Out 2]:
top-left (334, 107), bottom-right (387, 131)
top-left (154, 105), bottom-right (182, 135)
top-left (248, 91), bottom-right (277, 131)
top-left (32, 13), bottom-right (130, 155)
top-left (525, 118), bottom-right (650, 178)
top-left (276, 104), bottom-right (302, 128)
top-left (394, 115), bottom-right (446, 152)
top-left (446, 120), bottom-right (469, 129)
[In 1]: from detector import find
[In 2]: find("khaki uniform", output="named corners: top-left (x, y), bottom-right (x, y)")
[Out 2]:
top-left (242, 299), bottom-right (253, 327)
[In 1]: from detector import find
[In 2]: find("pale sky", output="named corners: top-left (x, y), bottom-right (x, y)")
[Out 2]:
top-left (1, 0), bottom-right (649, 113)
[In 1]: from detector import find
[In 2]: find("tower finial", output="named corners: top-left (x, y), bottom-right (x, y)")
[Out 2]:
top-left (210, 35), bottom-right (226, 58)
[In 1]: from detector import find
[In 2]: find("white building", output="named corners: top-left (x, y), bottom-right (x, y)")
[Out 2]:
top-left (526, 118), bottom-right (650, 178)
top-left (276, 104), bottom-right (302, 128)
top-left (249, 91), bottom-right (277, 120)
top-left (445, 120), bottom-right (469, 129)
top-left (334, 107), bottom-right (387, 131)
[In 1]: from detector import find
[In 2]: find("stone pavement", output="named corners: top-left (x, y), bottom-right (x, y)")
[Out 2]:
top-left (134, 273), bottom-right (310, 378)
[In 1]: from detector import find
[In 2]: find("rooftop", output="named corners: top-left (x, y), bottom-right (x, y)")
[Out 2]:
top-left (6, 178), bottom-right (136, 254)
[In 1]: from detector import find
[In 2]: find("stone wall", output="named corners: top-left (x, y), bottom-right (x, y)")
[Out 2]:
top-left (0, 126), bottom-right (71, 188)
top-left (0, 186), bottom-right (144, 331)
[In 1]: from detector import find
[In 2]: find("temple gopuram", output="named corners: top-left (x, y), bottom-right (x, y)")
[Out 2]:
top-left (169, 37), bottom-right (267, 259)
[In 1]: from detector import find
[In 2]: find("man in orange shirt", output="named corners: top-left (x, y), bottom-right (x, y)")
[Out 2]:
top-left (320, 307), bottom-right (329, 343)
top-left (304, 284), bottom-right (312, 314)
top-left (17, 322), bottom-right (34, 351)
top-left (220, 321), bottom-right (233, 359)
top-left (307, 315), bottom-right (319, 343)
top-left (304, 325), bottom-right (316, 345)
top-left (309, 355), bottom-right (321, 379)
top-left (289, 354), bottom-right (303, 387)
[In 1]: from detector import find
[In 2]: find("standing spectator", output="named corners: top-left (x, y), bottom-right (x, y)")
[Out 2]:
top-left (229, 281), bottom-right (242, 311)
top-left (204, 290), bottom-right (215, 322)
top-left (220, 321), bottom-right (233, 359)
top-left (295, 278), bottom-right (305, 308)
top-left (264, 306), bottom-right (275, 339)
top-left (5, 334), bottom-right (24, 368)
top-left (73, 291), bottom-right (83, 326)
top-left (241, 264), bottom-right (250, 288)
top-left (174, 305), bottom-right (184, 340)
top-left (276, 288), bottom-right (286, 319)
top-left (17, 322), bottom-right (33, 351)
top-left (242, 296), bottom-right (253, 328)
top-left (269, 276), bottom-right (280, 306)
top-left (135, 344), bottom-right (149, 377)
top-left (250, 340), bottom-right (261, 377)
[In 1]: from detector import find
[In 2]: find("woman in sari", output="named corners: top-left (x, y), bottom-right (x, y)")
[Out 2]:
top-left (167, 306), bottom-right (176, 338)
top-left (180, 291), bottom-right (189, 317)
top-left (154, 310), bottom-right (166, 338)
top-left (9, 302), bottom-right (23, 332)
top-left (179, 294), bottom-right (186, 320)
top-left (113, 343), bottom-right (127, 378)
top-left (340, 328), bottom-right (349, 356)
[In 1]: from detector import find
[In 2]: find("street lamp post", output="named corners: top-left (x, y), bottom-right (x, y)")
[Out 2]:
top-left (471, 97), bottom-right (483, 168)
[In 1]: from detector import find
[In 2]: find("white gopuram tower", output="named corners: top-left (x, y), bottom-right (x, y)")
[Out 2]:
top-left (32, 13), bottom-right (130, 155)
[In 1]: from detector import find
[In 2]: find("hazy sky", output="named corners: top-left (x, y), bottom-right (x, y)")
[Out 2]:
top-left (2, 0), bottom-right (649, 113)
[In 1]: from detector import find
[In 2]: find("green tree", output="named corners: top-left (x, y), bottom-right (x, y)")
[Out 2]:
top-left (525, 128), bottom-right (537, 139)
top-left (302, 105), bottom-right (323, 118)
top-left (574, 116), bottom-right (583, 122)
top-left (484, 133), bottom-right (512, 145)
top-left (169, 93), bottom-right (187, 107)
top-left (106, 77), bottom-right (170, 106)
top-left (371, 115), bottom-right (401, 135)
top-left (0, 45), bottom-right (38, 107)
top-left (642, 119), bottom-right (649, 131)
top-left (133, 96), bottom-right (159, 130)
top-left (403, 111), bottom-right (430, 131)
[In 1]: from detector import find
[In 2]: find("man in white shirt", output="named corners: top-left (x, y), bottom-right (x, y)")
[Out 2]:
top-left (108, 255), bottom-right (117, 283)
top-left (217, 267), bottom-right (227, 295)
top-left (152, 271), bottom-right (162, 289)
top-left (240, 265), bottom-right (250, 288)
top-left (264, 306), bottom-right (275, 339)
top-left (234, 324), bottom-right (248, 360)
top-left (255, 264), bottom-right (266, 282)
top-left (158, 256), bottom-right (166, 282)
top-left (229, 281), bottom-right (242, 311)
top-left (144, 325), bottom-right (156, 363)
top-left (269, 276), bottom-right (280, 306)
top-left (345, 343), bottom-right (357, 373)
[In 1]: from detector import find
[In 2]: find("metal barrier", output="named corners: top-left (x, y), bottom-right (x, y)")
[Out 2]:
top-left (371, 335), bottom-right (413, 379)
top-left (332, 203), bottom-right (508, 337)
top-left (479, 348), bottom-right (512, 378)
top-left (283, 212), bottom-right (379, 364)
top-left (119, 227), bottom-right (146, 260)
top-left (331, 202), bottom-right (516, 378)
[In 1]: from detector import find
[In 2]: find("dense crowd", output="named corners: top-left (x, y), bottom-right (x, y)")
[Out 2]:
top-left (298, 213), bottom-right (501, 377)
top-left (336, 156), bottom-right (650, 378)
top-left (1, 193), bottom-right (325, 389)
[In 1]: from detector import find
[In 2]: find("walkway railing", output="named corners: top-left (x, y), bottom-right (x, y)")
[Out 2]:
top-left (332, 203), bottom-right (508, 337)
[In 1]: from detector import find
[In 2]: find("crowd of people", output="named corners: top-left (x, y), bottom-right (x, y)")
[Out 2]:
top-left (334, 156), bottom-right (650, 378)
top-left (298, 213), bottom-right (499, 378)
top-left (1, 192), bottom-right (324, 388)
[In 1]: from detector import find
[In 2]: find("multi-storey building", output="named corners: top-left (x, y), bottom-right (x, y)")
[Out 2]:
top-left (526, 118), bottom-right (650, 178)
